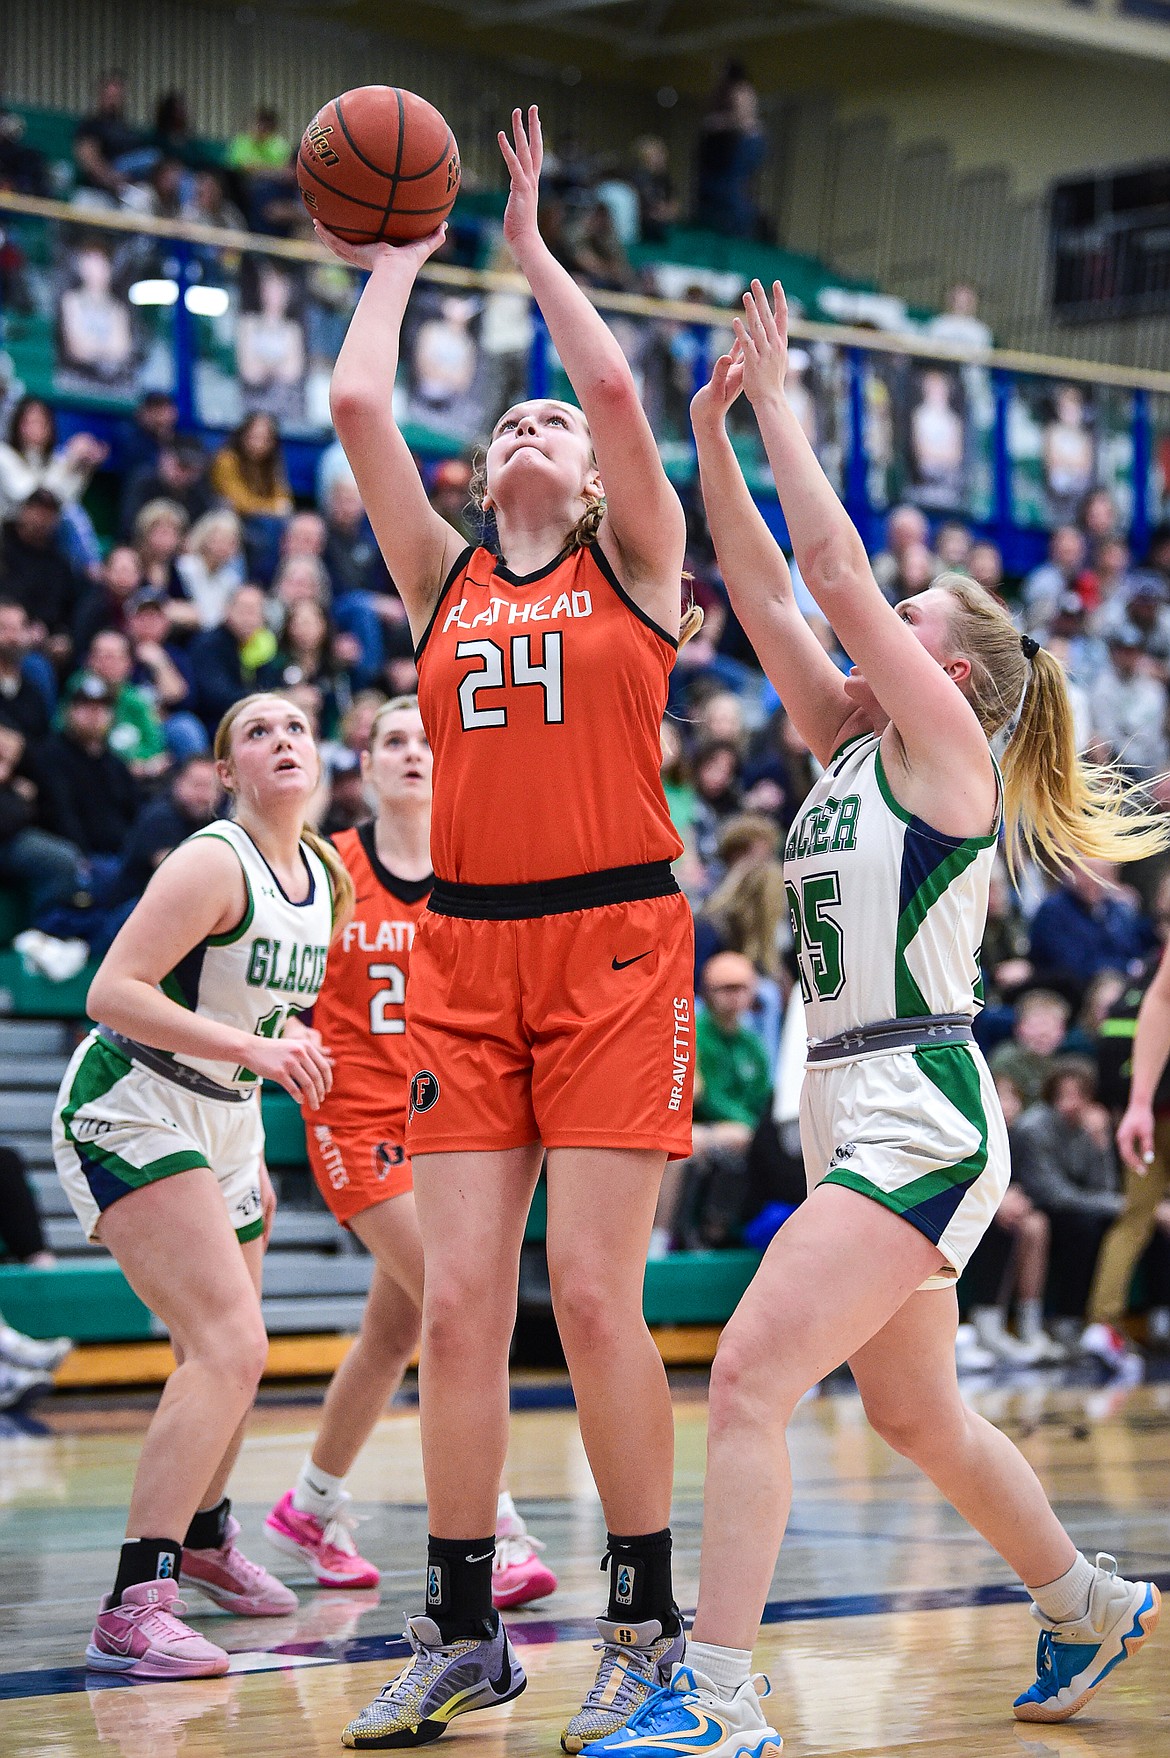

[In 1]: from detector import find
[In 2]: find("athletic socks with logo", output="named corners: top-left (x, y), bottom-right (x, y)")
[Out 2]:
top-left (1028, 1551), bottom-right (1098, 1624)
top-left (183, 1496), bottom-right (231, 1552)
top-left (294, 1457), bottom-right (347, 1523)
top-left (111, 1537), bottom-right (183, 1606)
top-left (604, 1528), bottom-right (682, 1635)
top-left (426, 1534), bottom-right (500, 1641)
top-left (684, 1639), bottom-right (753, 1700)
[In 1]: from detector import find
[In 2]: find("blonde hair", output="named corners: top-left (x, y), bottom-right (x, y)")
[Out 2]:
top-left (939, 573), bottom-right (1170, 875)
top-left (187, 507), bottom-right (242, 561)
top-left (702, 857), bottom-right (787, 979)
top-left (367, 694), bottom-right (421, 748)
top-left (470, 419), bottom-right (705, 648)
top-left (134, 496), bottom-right (189, 545)
top-left (213, 693), bottom-right (355, 931)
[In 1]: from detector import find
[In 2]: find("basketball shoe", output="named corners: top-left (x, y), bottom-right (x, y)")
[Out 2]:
top-left (492, 1508), bottom-right (557, 1609)
top-left (86, 1578), bottom-right (230, 1679)
top-left (342, 1614), bottom-right (526, 1748)
top-left (1014, 1554), bottom-right (1161, 1722)
top-left (266, 1488), bottom-right (381, 1589)
top-left (579, 1664), bottom-right (782, 1758)
top-left (180, 1513), bottom-right (298, 1614)
top-left (561, 1617), bottom-right (686, 1753)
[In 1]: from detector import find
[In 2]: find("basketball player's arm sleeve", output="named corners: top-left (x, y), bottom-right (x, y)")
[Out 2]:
top-left (329, 257), bottom-right (468, 630)
top-left (693, 413), bottom-right (854, 767)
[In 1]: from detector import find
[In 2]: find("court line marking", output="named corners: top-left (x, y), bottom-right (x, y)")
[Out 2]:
top-left (2, 1571), bottom-right (1168, 1703)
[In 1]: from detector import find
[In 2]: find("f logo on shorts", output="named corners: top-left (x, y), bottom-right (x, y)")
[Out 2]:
top-left (410, 1071), bottom-right (440, 1115)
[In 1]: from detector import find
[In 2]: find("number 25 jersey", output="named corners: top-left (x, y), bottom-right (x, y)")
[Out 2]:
top-left (416, 542), bottom-right (683, 885)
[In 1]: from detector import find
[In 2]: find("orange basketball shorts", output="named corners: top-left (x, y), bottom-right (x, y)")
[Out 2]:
top-left (404, 867), bottom-right (695, 1159)
top-left (304, 1117), bottom-right (413, 1226)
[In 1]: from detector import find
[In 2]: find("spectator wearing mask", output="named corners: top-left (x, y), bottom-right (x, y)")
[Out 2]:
top-left (1022, 524), bottom-right (1090, 631)
top-left (0, 489), bottom-right (86, 659)
top-left (75, 629), bottom-right (168, 779)
top-left (695, 61), bottom-right (767, 239)
top-left (1088, 626), bottom-right (1169, 781)
top-left (32, 673), bottom-right (141, 859)
top-left (108, 753), bottom-right (220, 906)
top-left (71, 543), bottom-right (143, 656)
top-left (0, 599), bottom-right (53, 749)
top-left (175, 507), bottom-right (247, 630)
top-left (188, 583), bottom-right (280, 733)
top-left (120, 433), bottom-right (215, 536)
top-left (1011, 1059), bottom-right (1124, 1336)
top-left (1029, 861), bottom-right (1155, 1001)
top-left (989, 988), bottom-right (1071, 1107)
top-left (209, 412), bottom-right (293, 519)
top-left (652, 951), bottom-right (772, 1255)
top-left (72, 70), bottom-right (153, 208)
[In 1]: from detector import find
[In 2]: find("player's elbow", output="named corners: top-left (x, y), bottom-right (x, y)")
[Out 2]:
top-left (329, 377), bottom-right (381, 433)
top-left (802, 537), bottom-right (869, 602)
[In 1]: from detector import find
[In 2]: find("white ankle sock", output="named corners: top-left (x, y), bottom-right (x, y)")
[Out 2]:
top-left (293, 1457), bottom-right (346, 1521)
top-left (1018, 1298), bottom-right (1045, 1344)
top-left (684, 1639), bottom-right (752, 1700)
top-left (497, 1490), bottom-right (520, 1529)
top-left (1029, 1551), bottom-right (1096, 1624)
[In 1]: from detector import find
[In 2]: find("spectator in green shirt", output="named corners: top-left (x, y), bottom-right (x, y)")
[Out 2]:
top-left (72, 629), bottom-right (168, 778)
top-left (652, 950), bottom-right (772, 1255)
top-left (226, 106), bottom-right (291, 171)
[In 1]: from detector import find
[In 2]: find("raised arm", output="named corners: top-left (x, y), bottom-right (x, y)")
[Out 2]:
top-left (691, 350), bottom-right (859, 768)
top-left (317, 223), bottom-right (470, 641)
top-left (500, 108), bottom-right (685, 626)
top-left (736, 281), bottom-right (993, 826)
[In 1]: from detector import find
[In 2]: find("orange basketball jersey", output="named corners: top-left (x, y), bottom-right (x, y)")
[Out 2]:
top-left (310, 825), bottom-right (431, 1134)
top-left (416, 542), bottom-right (683, 885)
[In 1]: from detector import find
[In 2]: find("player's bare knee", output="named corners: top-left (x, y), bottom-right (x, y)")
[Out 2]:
top-left (708, 1325), bottom-right (799, 1436)
top-left (863, 1391), bottom-right (961, 1462)
top-left (549, 1274), bottom-right (637, 1360)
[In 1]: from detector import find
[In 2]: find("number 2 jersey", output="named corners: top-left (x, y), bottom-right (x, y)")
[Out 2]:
top-left (783, 731), bottom-right (999, 1041)
top-left (309, 824), bottom-right (431, 1135)
top-left (416, 541), bottom-right (683, 884)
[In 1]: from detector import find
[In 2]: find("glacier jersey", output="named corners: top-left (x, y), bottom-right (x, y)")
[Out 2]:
top-left (416, 542), bottom-right (682, 885)
top-left (160, 820), bottom-right (333, 1089)
top-left (782, 732), bottom-right (998, 1041)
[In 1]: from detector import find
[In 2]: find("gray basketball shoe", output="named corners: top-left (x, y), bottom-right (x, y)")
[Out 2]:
top-left (342, 1614), bottom-right (526, 1748)
top-left (561, 1617), bottom-right (686, 1753)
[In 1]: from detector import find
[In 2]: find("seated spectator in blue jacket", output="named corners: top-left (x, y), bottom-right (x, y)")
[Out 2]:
top-left (109, 754), bottom-right (220, 906)
top-left (1028, 861), bottom-right (1155, 1002)
top-left (189, 583), bottom-right (280, 734)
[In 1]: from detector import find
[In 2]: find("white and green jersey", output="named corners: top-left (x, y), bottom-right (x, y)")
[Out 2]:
top-left (159, 820), bottom-right (333, 1089)
top-left (782, 732), bottom-right (999, 1042)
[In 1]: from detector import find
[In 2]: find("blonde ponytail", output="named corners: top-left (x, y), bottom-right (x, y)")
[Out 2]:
top-left (301, 823), bottom-right (355, 935)
top-left (939, 574), bottom-right (1170, 876)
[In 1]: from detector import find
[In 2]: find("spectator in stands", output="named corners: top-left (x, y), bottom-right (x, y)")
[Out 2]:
top-left (71, 543), bottom-right (142, 655)
top-left (0, 489), bottom-right (86, 659)
top-left (869, 504), bottom-right (937, 600)
top-left (1029, 861), bottom-right (1154, 1000)
top-left (1012, 1058), bottom-right (1124, 1338)
top-left (1040, 592), bottom-right (1107, 694)
top-left (319, 745), bottom-right (368, 836)
top-left (109, 753), bottom-right (219, 906)
top-left (630, 135), bottom-right (678, 243)
top-left (1022, 524), bottom-right (1091, 631)
top-left (0, 599), bottom-right (52, 748)
top-left (888, 538), bottom-right (939, 604)
top-left (967, 540), bottom-right (1005, 600)
top-left (33, 673), bottom-right (141, 859)
top-left (0, 399), bottom-right (108, 547)
top-left (121, 433), bottom-right (215, 535)
top-left (271, 556), bottom-right (329, 624)
top-left (175, 508), bottom-right (247, 630)
top-left (428, 458), bottom-right (477, 545)
top-left (695, 61), bottom-right (767, 238)
top-left (189, 583), bottom-right (280, 734)
top-left (570, 202), bottom-right (636, 293)
top-left (58, 238), bottom-right (134, 386)
top-left (133, 154), bottom-right (185, 223)
top-left (78, 629), bottom-right (169, 779)
top-left (236, 261), bottom-right (306, 423)
top-left (0, 723), bottom-right (85, 931)
top-left (151, 90), bottom-right (197, 170)
top-left (1088, 626), bottom-right (1169, 781)
top-left (690, 736), bottom-right (743, 872)
top-left (209, 413), bottom-right (293, 519)
top-left (322, 476), bottom-right (380, 597)
top-left (1080, 485), bottom-right (1120, 557)
top-left (122, 587), bottom-right (205, 760)
top-left (227, 106), bottom-right (297, 233)
top-left (121, 390), bottom-right (179, 477)
top-left (181, 166), bottom-right (246, 236)
top-left (990, 988), bottom-right (1071, 1107)
top-left (0, 95), bottom-right (49, 197)
top-left (132, 496), bottom-right (189, 606)
top-left (1097, 574), bottom-right (1170, 676)
top-left (1091, 536), bottom-right (1133, 622)
top-left (652, 950), bottom-right (772, 1254)
top-left (72, 70), bottom-right (153, 208)
top-left (979, 858), bottom-right (1033, 1009)
top-left (276, 600), bottom-right (356, 732)
top-left (935, 521), bottom-right (973, 571)
top-left (927, 283), bottom-right (993, 351)
top-left (227, 104), bottom-right (291, 175)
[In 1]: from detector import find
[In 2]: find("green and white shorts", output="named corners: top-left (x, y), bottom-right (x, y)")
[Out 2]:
top-left (801, 1039), bottom-right (1010, 1289)
top-left (53, 1030), bottom-right (265, 1243)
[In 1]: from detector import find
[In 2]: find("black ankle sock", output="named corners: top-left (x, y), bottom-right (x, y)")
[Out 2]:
top-left (426, 1535), bottom-right (499, 1641)
top-left (111, 1537), bottom-right (182, 1607)
top-left (604, 1528), bottom-right (681, 1635)
top-left (183, 1496), bottom-right (230, 1551)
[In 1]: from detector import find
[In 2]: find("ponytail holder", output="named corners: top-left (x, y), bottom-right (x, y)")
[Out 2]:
top-left (1020, 635), bottom-right (1039, 660)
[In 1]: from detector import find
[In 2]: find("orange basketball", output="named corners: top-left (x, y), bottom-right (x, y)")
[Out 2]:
top-left (297, 86), bottom-right (460, 245)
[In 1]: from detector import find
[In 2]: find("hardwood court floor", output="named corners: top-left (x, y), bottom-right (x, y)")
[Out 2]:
top-left (0, 1373), bottom-right (1166, 1756)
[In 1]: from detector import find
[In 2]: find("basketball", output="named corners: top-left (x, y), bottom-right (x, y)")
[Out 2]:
top-left (297, 86), bottom-right (460, 244)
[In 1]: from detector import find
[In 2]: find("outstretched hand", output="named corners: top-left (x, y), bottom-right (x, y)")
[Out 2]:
top-left (498, 105), bottom-right (543, 254)
top-left (732, 278), bottom-right (791, 407)
top-left (312, 219), bottom-right (448, 276)
top-left (691, 347), bottom-right (745, 431)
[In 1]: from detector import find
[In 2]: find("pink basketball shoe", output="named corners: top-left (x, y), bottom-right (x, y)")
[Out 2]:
top-left (180, 1514), bottom-right (298, 1615)
top-left (86, 1578), bottom-right (230, 1679)
top-left (492, 1511), bottom-right (558, 1609)
top-left (264, 1489), bottom-right (381, 1589)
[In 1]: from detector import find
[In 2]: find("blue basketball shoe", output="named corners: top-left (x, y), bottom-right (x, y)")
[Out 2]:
top-left (342, 1614), bottom-right (526, 1747)
top-left (1014, 1554), bottom-right (1161, 1723)
top-left (580, 1663), bottom-right (783, 1758)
